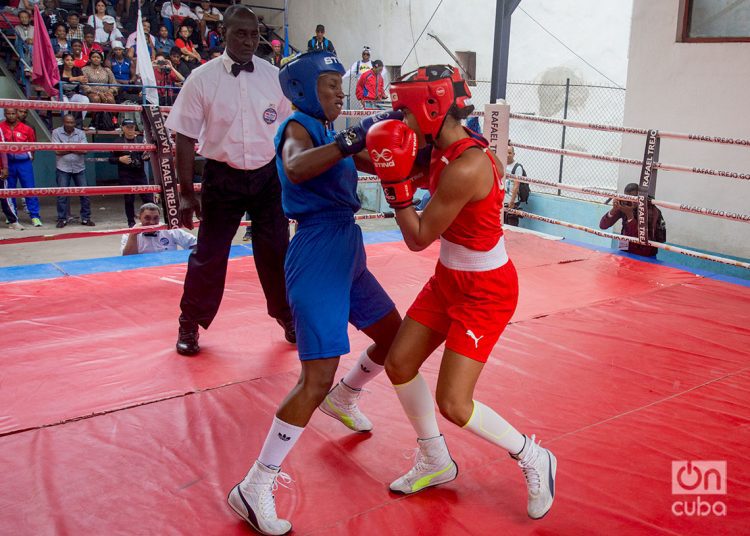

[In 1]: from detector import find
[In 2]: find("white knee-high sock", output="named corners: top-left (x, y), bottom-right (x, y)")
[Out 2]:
top-left (342, 349), bottom-right (384, 390)
top-left (393, 373), bottom-right (441, 440)
top-left (257, 416), bottom-right (305, 469)
top-left (462, 400), bottom-right (525, 454)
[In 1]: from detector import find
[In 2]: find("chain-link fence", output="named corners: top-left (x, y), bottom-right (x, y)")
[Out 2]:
top-left (342, 77), bottom-right (626, 205)
top-left (472, 80), bottom-right (626, 202)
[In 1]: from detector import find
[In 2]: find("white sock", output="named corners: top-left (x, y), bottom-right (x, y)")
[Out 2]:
top-left (462, 400), bottom-right (525, 454)
top-left (393, 373), bottom-right (441, 440)
top-left (341, 349), bottom-right (384, 390)
top-left (257, 416), bottom-right (304, 469)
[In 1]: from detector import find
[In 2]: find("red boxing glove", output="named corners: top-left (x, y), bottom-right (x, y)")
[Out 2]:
top-left (366, 120), bottom-right (418, 209)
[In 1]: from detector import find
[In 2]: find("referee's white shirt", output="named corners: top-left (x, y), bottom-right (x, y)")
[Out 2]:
top-left (120, 229), bottom-right (197, 254)
top-left (165, 52), bottom-right (292, 170)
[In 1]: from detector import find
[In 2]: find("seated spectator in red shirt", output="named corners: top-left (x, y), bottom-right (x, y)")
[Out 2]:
top-left (175, 24), bottom-right (203, 67)
top-left (355, 60), bottom-right (387, 106)
top-left (82, 27), bottom-right (104, 60)
top-left (599, 182), bottom-right (666, 257)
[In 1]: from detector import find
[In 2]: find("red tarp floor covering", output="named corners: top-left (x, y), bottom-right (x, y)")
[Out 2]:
top-left (1, 232), bottom-right (748, 535)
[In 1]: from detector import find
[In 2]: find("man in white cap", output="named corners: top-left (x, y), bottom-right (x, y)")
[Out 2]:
top-left (343, 45), bottom-right (372, 97)
top-left (95, 15), bottom-right (124, 48)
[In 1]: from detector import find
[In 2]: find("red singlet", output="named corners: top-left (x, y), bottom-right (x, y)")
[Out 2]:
top-left (428, 131), bottom-right (504, 251)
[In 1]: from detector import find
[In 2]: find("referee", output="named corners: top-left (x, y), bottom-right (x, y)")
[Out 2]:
top-left (165, 5), bottom-right (294, 356)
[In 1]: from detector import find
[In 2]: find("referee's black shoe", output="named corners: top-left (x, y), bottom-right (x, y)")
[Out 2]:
top-left (276, 318), bottom-right (296, 344)
top-left (176, 316), bottom-right (200, 356)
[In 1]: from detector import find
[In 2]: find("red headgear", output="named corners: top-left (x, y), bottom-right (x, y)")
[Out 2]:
top-left (389, 65), bottom-right (473, 142)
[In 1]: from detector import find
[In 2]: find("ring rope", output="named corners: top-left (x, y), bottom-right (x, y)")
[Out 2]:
top-left (2, 98), bottom-right (746, 149)
top-left (0, 177), bottom-right (381, 199)
top-left (510, 141), bottom-right (750, 181)
top-left (0, 212), bottom-right (396, 246)
top-left (505, 174), bottom-right (750, 223)
top-left (506, 208), bottom-right (750, 270)
top-left (0, 142), bottom-right (156, 153)
top-left (339, 109), bottom-right (750, 148)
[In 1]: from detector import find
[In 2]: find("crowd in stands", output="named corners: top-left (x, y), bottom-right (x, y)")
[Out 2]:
top-left (0, 3), bottom-right (397, 236)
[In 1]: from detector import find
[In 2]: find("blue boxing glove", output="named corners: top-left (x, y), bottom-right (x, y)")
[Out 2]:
top-left (334, 110), bottom-right (404, 156)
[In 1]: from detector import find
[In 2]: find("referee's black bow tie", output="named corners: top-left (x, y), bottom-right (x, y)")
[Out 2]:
top-left (231, 60), bottom-right (255, 77)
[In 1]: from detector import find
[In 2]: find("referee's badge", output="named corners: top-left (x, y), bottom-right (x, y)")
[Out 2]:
top-left (263, 106), bottom-right (278, 125)
top-left (159, 237), bottom-right (170, 246)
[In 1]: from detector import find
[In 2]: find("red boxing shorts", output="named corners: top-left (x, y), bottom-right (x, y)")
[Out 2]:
top-left (407, 259), bottom-right (519, 362)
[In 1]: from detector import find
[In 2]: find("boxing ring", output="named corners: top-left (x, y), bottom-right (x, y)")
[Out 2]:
top-left (1, 99), bottom-right (749, 534)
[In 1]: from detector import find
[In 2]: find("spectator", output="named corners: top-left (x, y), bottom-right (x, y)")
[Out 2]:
top-left (51, 22), bottom-right (71, 63)
top-left (121, 0), bottom-right (159, 35)
top-left (503, 143), bottom-right (529, 226)
top-left (87, 0), bottom-right (109, 33)
top-left (82, 27), bottom-right (104, 60)
top-left (161, 0), bottom-right (198, 38)
top-left (41, 0), bottom-right (63, 32)
top-left (107, 41), bottom-right (139, 102)
top-left (121, 203), bottom-right (197, 255)
top-left (14, 9), bottom-right (34, 69)
top-left (95, 15), bottom-right (124, 49)
top-left (51, 114), bottom-right (94, 228)
top-left (110, 118), bottom-right (154, 227)
top-left (342, 45), bottom-right (372, 95)
top-left (195, 0), bottom-right (222, 40)
top-left (152, 51), bottom-right (184, 105)
top-left (0, 129), bottom-right (24, 231)
top-left (355, 59), bottom-right (387, 107)
top-left (169, 46), bottom-right (192, 80)
top-left (206, 21), bottom-right (223, 49)
top-left (175, 24), bottom-right (202, 67)
top-left (207, 47), bottom-right (223, 60)
top-left (66, 12), bottom-right (86, 41)
top-left (82, 50), bottom-right (118, 104)
top-left (599, 182), bottom-right (666, 257)
top-left (0, 108), bottom-right (41, 227)
top-left (126, 18), bottom-right (156, 61)
top-left (307, 23), bottom-right (335, 54)
top-left (266, 39), bottom-right (283, 67)
top-left (154, 24), bottom-right (176, 56)
top-left (59, 52), bottom-right (90, 125)
top-left (71, 39), bottom-right (89, 68)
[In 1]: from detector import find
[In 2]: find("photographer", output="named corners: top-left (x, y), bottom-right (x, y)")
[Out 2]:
top-left (600, 182), bottom-right (666, 257)
top-left (152, 52), bottom-right (184, 105)
top-left (121, 203), bottom-right (197, 255)
top-left (109, 119), bottom-right (154, 227)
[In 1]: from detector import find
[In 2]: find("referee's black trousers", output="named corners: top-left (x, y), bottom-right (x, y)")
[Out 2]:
top-left (180, 159), bottom-right (292, 328)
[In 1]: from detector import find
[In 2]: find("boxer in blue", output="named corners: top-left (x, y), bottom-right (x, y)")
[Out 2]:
top-left (227, 50), bottom-right (403, 535)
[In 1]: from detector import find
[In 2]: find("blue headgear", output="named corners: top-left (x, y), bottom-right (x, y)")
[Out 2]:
top-left (279, 50), bottom-right (346, 120)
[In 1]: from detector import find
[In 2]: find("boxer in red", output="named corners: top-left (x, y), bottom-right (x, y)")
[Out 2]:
top-left (366, 65), bottom-right (556, 519)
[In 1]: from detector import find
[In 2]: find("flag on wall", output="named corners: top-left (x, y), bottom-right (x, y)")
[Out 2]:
top-left (31, 6), bottom-right (59, 97)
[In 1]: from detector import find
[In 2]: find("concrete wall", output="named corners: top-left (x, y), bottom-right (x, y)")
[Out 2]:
top-left (276, 0), bottom-right (631, 86)
top-left (620, 0), bottom-right (750, 258)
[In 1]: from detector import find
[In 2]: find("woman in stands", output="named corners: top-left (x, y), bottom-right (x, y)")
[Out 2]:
top-left (59, 53), bottom-right (90, 124)
top-left (81, 50), bottom-right (117, 104)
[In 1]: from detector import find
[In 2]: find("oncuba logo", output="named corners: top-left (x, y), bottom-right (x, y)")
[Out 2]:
top-left (371, 149), bottom-right (395, 168)
top-left (671, 461), bottom-right (727, 517)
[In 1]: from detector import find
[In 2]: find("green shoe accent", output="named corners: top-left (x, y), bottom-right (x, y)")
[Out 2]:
top-left (324, 396), bottom-right (356, 430)
top-left (411, 463), bottom-right (455, 492)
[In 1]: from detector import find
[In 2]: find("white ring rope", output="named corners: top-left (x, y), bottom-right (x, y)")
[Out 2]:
top-left (506, 174), bottom-right (750, 223)
top-left (506, 208), bottom-right (750, 270)
top-left (510, 141), bottom-right (750, 181)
